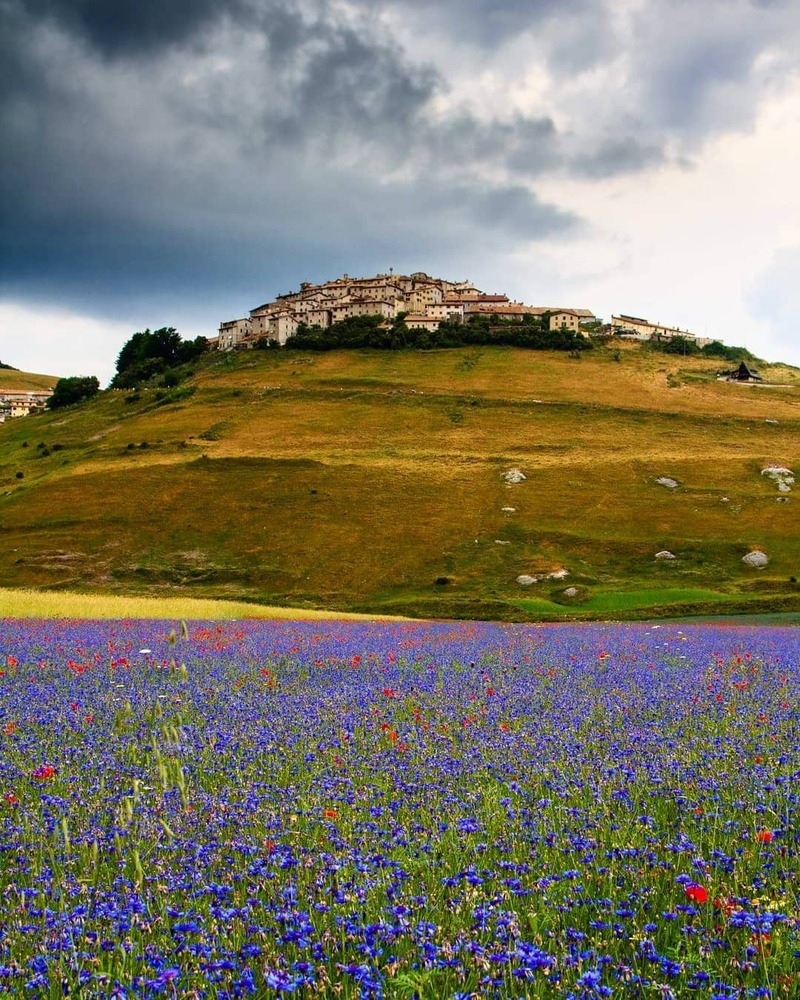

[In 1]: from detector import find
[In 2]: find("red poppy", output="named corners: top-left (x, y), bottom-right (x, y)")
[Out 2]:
top-left (756, 829), bottom-right (774, 844)
top-left (32, 765), bottom-right (55, 781)
top-left (323, 808), bottom-right (338, 819)
top-left (685, 883), bottom-right (708, 904)
top-left (3, 792), bottom-right (19, 805)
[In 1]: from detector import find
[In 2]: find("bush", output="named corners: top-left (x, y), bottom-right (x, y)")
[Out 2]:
top-left (701, 340), bottom-right (759, 363)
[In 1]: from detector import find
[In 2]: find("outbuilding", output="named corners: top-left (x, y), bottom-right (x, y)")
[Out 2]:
top-left (726, 361), bottom-right (763, 382)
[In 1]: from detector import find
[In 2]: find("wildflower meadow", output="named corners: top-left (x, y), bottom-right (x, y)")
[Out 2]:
top-left (0, 618), bottom-right (798, 998)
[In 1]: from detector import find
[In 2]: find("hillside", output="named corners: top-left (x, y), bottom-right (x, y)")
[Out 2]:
top-left (0, 367), bottom-right (59, 392)
top-left (1, 341), bottom-right (799, 620)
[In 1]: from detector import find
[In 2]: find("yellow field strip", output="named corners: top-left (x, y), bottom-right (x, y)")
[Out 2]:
top-left (0, 588), bottom-right (385, 621)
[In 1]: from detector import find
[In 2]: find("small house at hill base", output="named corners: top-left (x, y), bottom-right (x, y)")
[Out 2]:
top-left (726, 362), bottom-right (763, 382)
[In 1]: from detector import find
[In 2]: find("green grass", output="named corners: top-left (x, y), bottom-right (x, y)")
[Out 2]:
top-left (577, 587), bottom-right (733, 612)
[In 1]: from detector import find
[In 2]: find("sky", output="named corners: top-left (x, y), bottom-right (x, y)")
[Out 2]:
top-left (1, 0), bottom-right (799, 384)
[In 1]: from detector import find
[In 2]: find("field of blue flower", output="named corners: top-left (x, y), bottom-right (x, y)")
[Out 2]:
top-left (0, 618), bottom-right (798, 999)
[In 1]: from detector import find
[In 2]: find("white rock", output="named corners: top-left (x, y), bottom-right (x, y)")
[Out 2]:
top-left (656, 477), bottom-right (679, 489)
top-left (516, 575), bottom-right (537, 586)
top-left (777, 497), bottom-right (789, 503)
top-left (503, 469), bottom-right (527, 484)
top-left (563, 587), bottom-right (580, 597)
top-left (655, 550), bottom-right (676, 560)
top-left (501, 507), bottom-right (516, 513)
top-left (547, 568), bottom-right (570, 580)
top-left (761, 466), bottom-right (794, 493)
top-left (766, 418), bottom-right (779, 424)
top-left (495, 540), bottom-right (511, 545)
top-left (742, 550), bottom-right (769, 568)
top-left (720, 497), bottom-right (730, 503)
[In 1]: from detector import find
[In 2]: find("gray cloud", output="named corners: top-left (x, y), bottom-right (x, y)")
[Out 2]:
top-left (378, 0), bottom-right (592, 46)
top-left (623, 0), bottom-right (800, 142)
top-left (570, 137), bottom-right (665, 179)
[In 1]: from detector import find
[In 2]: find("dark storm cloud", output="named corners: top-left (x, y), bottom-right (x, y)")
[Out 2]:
top-left (255, 5), bottom-right (440, 144)
top-left (3, 0), bottom-right (800, 328)
top-left (0, 0), bottom-right (583, 321)
top-left (14, 0), bottom-right (235, 55)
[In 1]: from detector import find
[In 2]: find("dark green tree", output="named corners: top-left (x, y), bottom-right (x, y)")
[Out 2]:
top-left (111, 328), bottom-right (208, 387)
top-left (47, 376), bottom-right (100, 410)
top-left (662, 336), bottom-right (699, 356)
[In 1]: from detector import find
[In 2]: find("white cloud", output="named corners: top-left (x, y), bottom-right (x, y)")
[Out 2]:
top-left (522, 74), bottom-right (800, 364)
top-left (0, 302), bottom-right (131, 384)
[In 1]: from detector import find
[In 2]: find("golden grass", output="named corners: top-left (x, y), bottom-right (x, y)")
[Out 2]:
top-left (0, 588), bottom-right (382, 620)
top-left (0, 368), bottom-right (58, 391)
top-left (193, 343), bottom-right (800, 419)
top-left (1, 344), bottom-right (798, 617)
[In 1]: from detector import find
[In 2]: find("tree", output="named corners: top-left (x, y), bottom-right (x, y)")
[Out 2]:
top-left (47, 376), bottom-right (100, 410)
top-left (662, 336), bottom-right (698, 356)
top-left (111, 328), bottom-right (209, 388)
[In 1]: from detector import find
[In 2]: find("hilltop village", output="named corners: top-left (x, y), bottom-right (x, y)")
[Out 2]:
top-left (212, 271), bottom-right (713, 351)
top-left (0, 272), bottom-right (763, 423)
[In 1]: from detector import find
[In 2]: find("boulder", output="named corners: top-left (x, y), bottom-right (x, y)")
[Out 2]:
top-left (655, 550), bottom-right (676, 560)
top-left (742, 550), bottom-right (769, 568)
top-left (516, 575), bottom-right (536, 586)
top-left (503, 469), bottom-right (527, 484)
top-left (562, 586), bottom-right (580, 598)
top-left (761, 466), bottom-right (794, 493)
top-left (656, 477), bottom-right (679, 489)
top-left (501, 506), bottom-right (516, 512)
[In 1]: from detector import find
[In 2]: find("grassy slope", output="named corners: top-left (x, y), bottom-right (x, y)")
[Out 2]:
top-left (0, 368), bottom-right (59, 391)
top-left (0, 342), bottom-right (798, 620)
